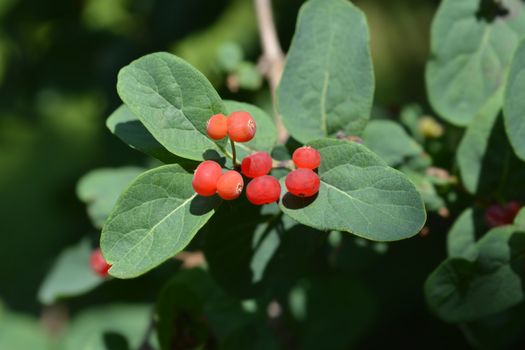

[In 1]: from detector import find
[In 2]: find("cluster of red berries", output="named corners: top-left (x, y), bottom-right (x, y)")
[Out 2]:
top-left (90, 248), bottom-right (111, 277)
top-left (192, 111), bottom-right (322, 205)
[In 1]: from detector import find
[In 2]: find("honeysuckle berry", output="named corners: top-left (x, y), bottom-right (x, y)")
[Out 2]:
top-left (292, 146), bottom-right (321, 170)
top-left (285, 168), bottom-right (320, 197)
top-left (216, 170), bottom-right (244, 200)
top-left (90, 248), bottom-right (111, 277)
top-left (246, 175), bottom-right (281, 205)
top-left (206, 113), bottom-right (228, 140)
top-left (227, 111), bottom-right (256, 142)
top-left (192, 160), bottom-right (222, 197)
top-left (485, 201), bottom-right (521, 228)
top-left (241, 152), bottom-right (273, 178)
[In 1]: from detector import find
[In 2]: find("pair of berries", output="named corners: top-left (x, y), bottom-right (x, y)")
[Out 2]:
top-left (192, 161), bottom-right (244, 200)
top-left (207, 111), bottom-right (256, 142)
top-left (285, 146), bottom-right (321, 197)
top-left (90, 248), bottom-right (111, 277)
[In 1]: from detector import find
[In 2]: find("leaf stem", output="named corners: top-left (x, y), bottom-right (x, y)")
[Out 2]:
top-left (231, 138), bottom-right (238, 168)
top-left (254, 0), bottom-right (288, 144)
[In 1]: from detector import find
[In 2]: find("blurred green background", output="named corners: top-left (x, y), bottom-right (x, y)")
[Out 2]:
top-left (0, 0), bottom-right (484, 348)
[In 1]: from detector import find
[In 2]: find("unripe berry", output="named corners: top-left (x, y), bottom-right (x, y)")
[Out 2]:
top-left (206, 114), bottom-right (228, 140)
top-left (216, 170), bottom-right (244, 200)
top-left (241, 152), bottom-right (273, 178)
top-left (90, 248), bottom-right (111, 277)
top-left (227, 111), bottom-right (256, 142)
top-left (285, 169), bottom-right (320, 197)
top-left (292, 146), bottom-right (321, 170)
top-left (246, 175), bottom-right (281, 205)
top-left (192, 160), bottom-right (222, 196)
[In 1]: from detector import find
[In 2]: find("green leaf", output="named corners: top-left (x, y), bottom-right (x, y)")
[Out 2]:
top-left (362, 120), bottom-right (423, 166)
top-left (61, 304), bottom-right (151, 350)
top-left (100, 164), bottom-right (219, 278)
top-left (77, 167), bottom-right (145, 229)
top-left (0, 312), bottom-right (52, 350)
top-left (514, 207), bottom-right (525, 230)
top-left (277, 0), bottom-right (374, 143)
top-left (504, 38), bottom-right (525, 161)
top-left (425, 226), bottom-right (525, 323)
top-left (236, 62), bottom-right (263, 91)
top-left (402, 170), bottom-right (445, 212)
top-left (280, 139), bottom-right (426, 241)
top-left (224, 100), bottom-right (276, 159)
top-left (106, 105), bottom-right (190, 164)
top-left (457, 113), bottom-right (525, 195)
top-left (447, 207), bottom-right (485, 261)
top-left (426, 0), bottom-right (525, 126)
top-left (38, 239), bottom-right (103, 305)
top-left (117, 52), bottom-right (228, 161)
top-left (217, 42), bottom-right (244, 73)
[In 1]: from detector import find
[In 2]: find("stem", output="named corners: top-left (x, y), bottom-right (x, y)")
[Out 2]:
top-left (254, 0), bottom-right (288, 144)
top-left (231, 138), bottom-right (238, 167)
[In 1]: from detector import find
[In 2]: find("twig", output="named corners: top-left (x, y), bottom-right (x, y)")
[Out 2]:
top-left (254, 0), bottom-right (288, 144)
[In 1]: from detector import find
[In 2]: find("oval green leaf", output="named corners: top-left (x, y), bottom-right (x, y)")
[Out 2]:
top-left (425, 226), bottom-right (525, 323)
top-left (100, 164), bottom-right (219, 278)
top-left (117, 52), bottom-right (227, 161)
top-left (280, 139), bottom-right (426, 241)
top-left (426, 0), bottom-right (525, 126)
top-left (504, 38), bottom-right (525, 161)
top-left (277, 0), bottom-right (374, 143)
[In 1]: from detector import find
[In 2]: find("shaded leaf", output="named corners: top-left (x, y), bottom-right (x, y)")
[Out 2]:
top-left (447, 207), bottom-right (485, 261)
top-left (117, 52), bottom-right (228, 161)
top-left (277, 0), bottom-right (374, 143)
top-left (457, 113), bottom-right (525, 195)
top-left (280, 139), bottom-right (426, 242)
top-left (425, 226), bottom-right (525, 322)
top-left (101, 164), bottom-right (218, 278)
top-left (515, 207), bottom-right (525, 231)
top-left (106, 105), bottom-right (190, 164)
top-left (77, 167), bottom-right (145, 229)
top-left (38, 239), bottom-right (103, 305)
top-left (61, 304), bottom-right (151, 350)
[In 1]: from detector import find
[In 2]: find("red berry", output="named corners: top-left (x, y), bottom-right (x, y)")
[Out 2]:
top-left (485, 201), bottom-right (522, 228)
top-left (192, 160), bottom-right (222, 196)
top-left (90, 248), bottom-right (111, 277)
top-left (241, 152), bottom-right (273, 178)
top-left (292, 146), bottom-right (321, 169)
top-left (227, 111), bottom-right (256, 142)
top-left (246, 175), bottom-right (281, 205)
top-left (285, 169), bottom-right (320, 197)
top-left (216, 170), bottom-right (244, 200)
top-left (206, 114), bottom-right (228, 140)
